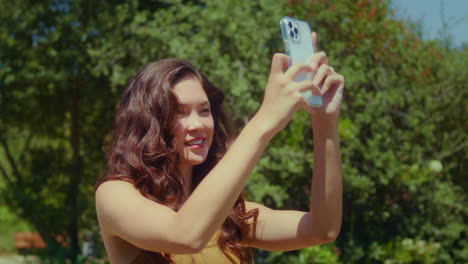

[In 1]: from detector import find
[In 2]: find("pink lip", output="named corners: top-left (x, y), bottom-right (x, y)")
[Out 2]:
top-left (185, 137), bottom-right (205, 149)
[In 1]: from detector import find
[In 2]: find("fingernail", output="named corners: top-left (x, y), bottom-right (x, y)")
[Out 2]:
top-left (310, 61), bottom-right (317, 69)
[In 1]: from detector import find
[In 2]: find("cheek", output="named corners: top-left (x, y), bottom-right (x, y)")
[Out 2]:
top-left (172, 122), bottom-right (185, 143)
top-left (206, 117), bottom-right (214, 135)
top-left (206, 117), bottom-right (215, 144)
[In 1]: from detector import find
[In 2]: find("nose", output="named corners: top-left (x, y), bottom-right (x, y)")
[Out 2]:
top-left (186, 112), bottom-right (204, 131)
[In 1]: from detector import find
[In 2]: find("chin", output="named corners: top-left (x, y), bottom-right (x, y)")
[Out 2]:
top-left (183, 155), bottom-right (208, 166)
top-left (179, 146), bottom-right (211, 167)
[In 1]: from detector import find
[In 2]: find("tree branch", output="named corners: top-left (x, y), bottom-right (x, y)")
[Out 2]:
top-left (437, 141), bottom-right (468, 160)
top-left (0, 138), bottom-right (23, 184)
top-left (0, 163), bottom-right (13, 186)
top-left (19, 132), bottom-right (33, 165)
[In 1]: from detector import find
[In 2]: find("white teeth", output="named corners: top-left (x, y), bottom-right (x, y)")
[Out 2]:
top-left (187, 139), bottom-right (203, 145)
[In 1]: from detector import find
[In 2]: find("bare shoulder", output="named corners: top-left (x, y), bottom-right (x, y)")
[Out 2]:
top-left (96, 180), bottom-right (137, 201)
top-left (245, 201), bottom-right (272, 216)
top-left (244, 201), bottom-right (273, 231)
top-left (95, 180), bottom-right (137, 230)
top-left (95, 179), bottom-right (181, 259)
top-left (245, 200), bottom-right (267, 209)
top-left (95, 179), bottom-right (177, 237)
top-left (95, 181), bottom-right (140, 214)
top-left (95, 180), bottom-right (146, 263)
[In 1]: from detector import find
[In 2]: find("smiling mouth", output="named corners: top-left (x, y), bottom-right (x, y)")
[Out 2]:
top-left (185, 138), bottom-right (205, 147)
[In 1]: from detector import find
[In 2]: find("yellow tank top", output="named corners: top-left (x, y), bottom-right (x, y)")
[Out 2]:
top-left (130, 230), bottom-right (240, 264)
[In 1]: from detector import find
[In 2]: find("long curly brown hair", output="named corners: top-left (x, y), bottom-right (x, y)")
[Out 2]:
top-left (95, 59), bottom-right (258, 263)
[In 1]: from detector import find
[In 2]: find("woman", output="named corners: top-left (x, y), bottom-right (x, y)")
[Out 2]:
top-left (95, 33), bottom-right (344, 264)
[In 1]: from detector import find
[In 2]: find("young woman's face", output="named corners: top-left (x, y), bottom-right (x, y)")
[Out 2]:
top-left (172, 76), bottom-right (214, 169)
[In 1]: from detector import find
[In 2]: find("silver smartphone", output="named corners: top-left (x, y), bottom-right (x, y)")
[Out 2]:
top-left (280, 17), bottom-right (321, 107)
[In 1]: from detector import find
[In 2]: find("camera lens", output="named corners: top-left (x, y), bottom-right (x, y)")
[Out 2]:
top-left (289, 31), bottom-right (294, 38)
top-left (294, 27), bottom-right (298, 34)
top-left (288, 22), bottom-right (292, 28)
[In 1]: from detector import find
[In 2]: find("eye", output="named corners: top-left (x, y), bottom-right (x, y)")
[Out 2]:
top-left (177, 108), bottom-right (189, 116)
top-left (200, 108), bottom-right (211, 115)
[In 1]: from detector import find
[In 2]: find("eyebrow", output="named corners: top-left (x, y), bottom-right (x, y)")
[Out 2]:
top-left (180, 101), bottom-right (210, 107)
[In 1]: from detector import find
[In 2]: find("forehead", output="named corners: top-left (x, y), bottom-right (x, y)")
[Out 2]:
top-left (172, 76), bottom-right (209, 104)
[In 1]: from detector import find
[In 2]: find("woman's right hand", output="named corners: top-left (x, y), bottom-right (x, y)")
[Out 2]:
top-left (255, 53), bottom-right (320, 135)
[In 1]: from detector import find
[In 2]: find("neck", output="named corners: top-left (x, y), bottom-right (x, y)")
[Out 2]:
top-left (178, 164), bottom-right (193, 200)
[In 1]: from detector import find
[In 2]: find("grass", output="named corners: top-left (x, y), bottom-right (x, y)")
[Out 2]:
top-left (0, 204), bottom-right (33, 254)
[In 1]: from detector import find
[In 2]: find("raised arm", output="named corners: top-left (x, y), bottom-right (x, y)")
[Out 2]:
top-left (245, 33), bottom-right (344, 251)
top-left (95, 54), bottom-right (319, 255)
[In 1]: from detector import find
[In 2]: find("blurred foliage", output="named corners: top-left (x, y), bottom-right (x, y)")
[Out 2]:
top-left (0, 205), bottom-right (32, 252)
top-left (265, 243), bottom-right (341, 264)
top-left (0, 0), bottom-right (466, 263)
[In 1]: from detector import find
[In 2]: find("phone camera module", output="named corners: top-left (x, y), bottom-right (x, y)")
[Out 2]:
top-left (285, 19), bottom-right (300, 42)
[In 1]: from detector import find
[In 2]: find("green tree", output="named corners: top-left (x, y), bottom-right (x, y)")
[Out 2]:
top-left (292, 0), bottom-right (467, 263)
top-left (0, 0), bottom-right (124, 260)
top-left (1, 0), bottom-right (465, 263)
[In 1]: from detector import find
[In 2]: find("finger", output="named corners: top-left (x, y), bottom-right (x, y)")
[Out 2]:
top-left (329, 82), bottom-right (345, 107)
top-left (321, 74), bottom-right (344, 96)
top-left (270, 53), bottom-right (290, 74)
top-left (313, 64), bottom-right (334, 88)
top-left (289, 80), bottom-right (321, 96)
top-left (312, 32), bottom-right (318, 53)
top-left (308, 51), bottom-right (328, 71)
top-left (284, 62), bottom-right (314, 81)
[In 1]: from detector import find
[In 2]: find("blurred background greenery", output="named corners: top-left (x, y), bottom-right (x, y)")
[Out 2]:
top-left (0, 0), bottom-right (466, 263)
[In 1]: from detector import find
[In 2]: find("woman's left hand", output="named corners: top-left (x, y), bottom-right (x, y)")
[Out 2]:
top-left (302, 33), bottom-right (345, 124)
